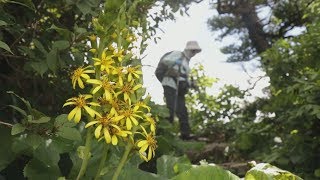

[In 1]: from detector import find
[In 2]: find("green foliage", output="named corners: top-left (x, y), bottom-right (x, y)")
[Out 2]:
top-left (0, 0), bottom-right (315, 179)
top-left (172, 163), bottom-right (240, 180)
top-left (245, 163), bottom-right (303, 180)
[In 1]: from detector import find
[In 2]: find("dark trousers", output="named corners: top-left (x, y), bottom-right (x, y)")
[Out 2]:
top-left (163, 86), bottom-right (190, 138)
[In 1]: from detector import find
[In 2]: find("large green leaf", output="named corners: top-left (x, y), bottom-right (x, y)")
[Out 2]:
top-left (0, 126), bottom-right (15, 171)
top-left (245, 163), bottom-right (303, 180)
top-left (11, 123), bottom-right (26, 135)
top-left (30, 61), bottom-right (48, 76)
top-left (116, 164), bottom-right (164, 180)
top-left (28, 116), bottom-right (51, 124)
top-left (157, 155), bottom-right (191, 179)
top-left (11, 134), bottom-right (44, 155)
top-left (54, 114), bottom-right (77, 128)
top-left (46, 49), bottom-right (58, 72)
top-left (33, 141), bottom-right (60, 166)
top-left (23, 158), bottom-right (61, 180)
top-left (52, 40), bottom-right (70, 50)
top-left (33, 39), bottom-right (48, 54)
top-left (171, 164), bottom-right (240, 180)
top-left (48, 24), bottom-right (72, 40)
top-left (57, 127), bottom-right (82, 141)
top-left (6, 0), bottom-right (36, 11)
top-left (0, 40), bottom-right (13, 54)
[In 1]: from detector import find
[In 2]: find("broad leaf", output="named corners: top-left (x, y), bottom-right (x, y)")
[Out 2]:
top-left (34, 141), bottom-right (60, 166)
top-left (0, 126), bottom-right (15, 171)
top-left (46, 49), bottom-right (58, 72)
top-left (11, 123), bottom-right (26, 135)
top-left (54, 114), bottom-right (77, 128)
top-left (157, 155), bottom-right (191, 178)
top-left (52, 40), bottom-right (70, 50)
top-left (245, 163), bottom-right (303, 180)
top-left (171, 164), bottom-right (240, 180)
top-left (57, 127), bottom-right (82, 141)
top-left (33, 39), bottom-right (47, 54)
top-left (23, 158), bottom-right (61, 180)
top-left (0, 40), bottom-right (13, 54)
top-left (30, 61), bottom-right (48, 76)
top-left (28, 116), bottom-right (51, 124)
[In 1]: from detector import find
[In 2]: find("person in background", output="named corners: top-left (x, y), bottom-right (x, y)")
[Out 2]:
top-left (155, 41), bottom-right (202, 140)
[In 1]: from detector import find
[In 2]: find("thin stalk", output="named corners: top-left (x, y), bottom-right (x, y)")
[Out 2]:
top-left (111, 143), bottom-right (133, 180)
top-left (76, 128), bottom-right (93, 180)
top-left (94, 144), bottom-right (109, 180)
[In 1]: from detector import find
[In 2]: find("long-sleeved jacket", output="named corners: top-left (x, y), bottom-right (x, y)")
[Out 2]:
top-left (160, 51), bottom-right (190, 90)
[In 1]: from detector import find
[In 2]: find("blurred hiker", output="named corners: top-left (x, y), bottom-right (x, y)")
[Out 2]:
top-left (155, 41), bottom-right (201, 140)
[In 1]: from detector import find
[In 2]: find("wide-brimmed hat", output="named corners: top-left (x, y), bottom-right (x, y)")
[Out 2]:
top-left (184, 41), bottom-right (201, 53)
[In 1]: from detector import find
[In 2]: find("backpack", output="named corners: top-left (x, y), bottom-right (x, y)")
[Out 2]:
top-left (154, 51), bottom-right (173, 82)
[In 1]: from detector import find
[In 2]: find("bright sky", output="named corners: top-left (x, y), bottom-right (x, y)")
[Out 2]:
top-left (141, 1), bottom-right (269, 104)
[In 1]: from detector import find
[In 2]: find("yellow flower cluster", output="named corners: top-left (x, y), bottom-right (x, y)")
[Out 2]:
top-left (63, 31), bottom-right (157, 161)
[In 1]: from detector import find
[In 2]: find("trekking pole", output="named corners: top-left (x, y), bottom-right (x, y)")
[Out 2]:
top-left (173, 65), bottom-right (181, 119)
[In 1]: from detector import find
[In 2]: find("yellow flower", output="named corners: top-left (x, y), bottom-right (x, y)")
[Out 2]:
top-left (124, 65), bottom-right (142, 82)
top-left (136, 126), bottom-right (157, 162)
top-left (71, 66), bottom-right (94, 89)
top-left (88, 34), bottom-right (97, 41)
top-left (113, 48), bottom-right (124, 62)
top-left (119, 105), bottom-right (143, 130)
top-left (112, 67), bottom-right (125, 86)
top-left (108, 98), bottom-right (124, 116)
top-left (125, 34), bottom-right (136, 43)
top-left (86, 76), bottom-right (116, 101)
top-left (85, 114), bottom-right (130, 145)
top-left (63, 94), bottom-right (101, 123)
top-left (92, 50), bottom-right (114, 73)
top-left (109, 125), bottom-right (132, 145)
top-left (115, 81), bottom-right (142, 104)
top-left (133, 101), bottom-right (151, 112)
top-left (144, 113), bottom-right (156, 133)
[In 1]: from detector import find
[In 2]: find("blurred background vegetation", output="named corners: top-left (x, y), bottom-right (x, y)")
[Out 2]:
top-left (0, 0), bottom-right (319, 179)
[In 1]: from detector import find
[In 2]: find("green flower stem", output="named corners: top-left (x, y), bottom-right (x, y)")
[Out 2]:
top-left (94, 144), bottom-right (109, 180)
top-left (112, 142), bottom-right (133, 180)
top-left (76, 127), bottom-right (93, 180)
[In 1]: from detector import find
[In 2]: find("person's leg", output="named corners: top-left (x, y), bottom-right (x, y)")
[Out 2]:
top-left (163, 86), bottom-right (176, 123)
top-left (176, 94), bottom-right (191, 139)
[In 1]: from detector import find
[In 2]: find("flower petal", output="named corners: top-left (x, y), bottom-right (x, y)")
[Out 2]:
top-left (139, 144), bottom-right (148, 154)
top-left (126, 117), bottom-right (132, 130)
top-left (132, 84), bottom-right (142, 91)
top-left (67, 107), bottom-right (78, 120)
top-left (83, 94), bottom-right (93, 99)
top-left (137, 140), bottom-right (148, 147)
top-left (88, 102), bottom-right (100, 107)
top-left (85, 121), bottom-right (99, 128)
top-left (130, 116), bottom-right (138, 125)
top-left (113, 115), bottom-right (124, 122)
top-left (83, 106), bottom-right (95, 117)
top-left (92, 85), bottom-right (102, 94)
top-left (86, 79), bottom-right (101, 85)
top-left (103, 128), bottom-right (111, 143)
top-left (63, 101), bottom-right (76, 107)
top-left (81, 74), bottom-right (90, 79)
top-left (111, 135), bottom-right (118, 145)
top-left (95, 124), bottom-right (102, 138)
top-left (74, 107), bottom-right (82, 123)
top-left (78, 78), bottom-right (84, 89)
top-left (148, 147), bottom-right (152, 160)
top-left (128, 73), bottom-right (132, 82)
